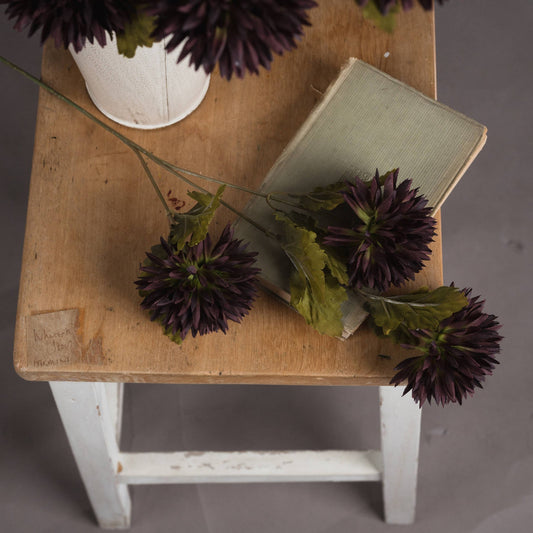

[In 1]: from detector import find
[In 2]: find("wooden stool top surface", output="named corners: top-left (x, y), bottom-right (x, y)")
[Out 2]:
top-left (14, 2), bottom-right (440, 385)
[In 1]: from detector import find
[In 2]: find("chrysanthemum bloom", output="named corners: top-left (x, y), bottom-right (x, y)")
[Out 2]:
top-left (1, 0), bottom-right (136, 52)
top-left (391, 288), bottom-right (502, 406)
top-left (147, 0), bottom-right (317, 79)
top-left (323, 170), bottom-right (436, 292)
top-left (136, 225), bottom-right (260, 342)
top-left (355, 0), bottom-right (447, 15)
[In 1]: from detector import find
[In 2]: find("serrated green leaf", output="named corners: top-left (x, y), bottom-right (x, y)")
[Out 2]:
top-left (286, 182), bottom-right (346, 212)
top-left (323, 248), bottom-right (349, 286)
top-left (169, 185), bottom-right (225, 250)
top-left (291, 271), bottom-right (347, 337)
top-left (116, 11), bottom-right (157, 58)
top-left (275, 212), bottom-right (326, 298)
top-left (363, 286), bottom-right (469, 336)
top-left (275, 212), bottom-right (346, 336)
top-left (277, 210), bottom-right (322, 234)
top-left (377, 168), bottom-right (399, 186)
top-left (360, 1), bottom-right (399, 33)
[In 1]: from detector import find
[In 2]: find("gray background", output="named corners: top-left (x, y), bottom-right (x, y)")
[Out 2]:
top-left (1, 1), bottom-right (532, 531)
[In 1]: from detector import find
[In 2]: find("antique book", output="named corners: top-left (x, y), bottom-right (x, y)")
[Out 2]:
top-left (234, 58), bottom-right (487, 338)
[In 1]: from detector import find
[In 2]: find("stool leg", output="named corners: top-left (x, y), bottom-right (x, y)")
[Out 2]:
top-left (50, 381), bottom-right (131, 529)
top-left (379, 386), bottom-right (421, 525)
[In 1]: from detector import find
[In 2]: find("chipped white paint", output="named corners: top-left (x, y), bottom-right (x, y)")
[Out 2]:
top-left (117, 450), bottom-right (383, 485)
top-left (379, 386), bottom-right (422, 525)
top-left (50, 382), bottom-right (131, 529)
top-left (104, 383), bottom-right (124, 442)
top-left (384, 51), bottom-right (391, 58)
top-left (50, 382), bottom-right (422, 528)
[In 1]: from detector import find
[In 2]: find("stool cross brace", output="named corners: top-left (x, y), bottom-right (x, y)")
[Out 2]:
top-left (50, 381), bottom-right (421, 529)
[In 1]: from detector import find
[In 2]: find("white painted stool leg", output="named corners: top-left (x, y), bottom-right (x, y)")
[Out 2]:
top-left (379, 386), bottom-right (422, 525)
top-left (49, 381), bottom-right (131, 529)
top-left (103, 382), bottom-right (125, 443)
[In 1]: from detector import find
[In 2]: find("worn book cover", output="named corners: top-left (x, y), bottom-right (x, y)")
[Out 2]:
top-left (234, 58), bottom-right (487, 338)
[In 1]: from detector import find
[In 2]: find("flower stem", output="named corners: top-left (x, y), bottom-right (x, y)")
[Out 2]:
top-left (266, 192), bottom-right (304, 210)
top-left (0, 54), bottom-right (270, 198)
top-left (357, 287), bottom-right (442, 308)
top-left (131, 149), bottom-right (173, 217)
top-left (0, 54), bottom-right (278, 239)
top-left (163, 160), bottom-right (268, 199)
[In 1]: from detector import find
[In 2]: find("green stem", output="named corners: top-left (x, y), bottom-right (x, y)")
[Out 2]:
top-left (1, 55), bottom-right (145, 155)
top-left (266, 193), bottom-right (285, 213)
top-left (266, 193), bottom-right (304, 210)
top-left (0, 54), bottom-right (268, 200)
top-left (163, 161), bottom-right (268, 199)
top-left (152, 158), bottom-right (278, 239)
top-left (0, 54), bottom-right (278, 239)
top-left (357, 288), bottom-right (441, 308)
top-left (224, 203), bottom-right (277, 239)
top-left (131, 149), bottom-right (173, 217)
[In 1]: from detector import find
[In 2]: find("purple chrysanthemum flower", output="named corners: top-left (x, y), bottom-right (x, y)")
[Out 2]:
top-left (147, 0), bottom-right (317, 80)
top-left (136, 224), bottom-right (260, 342)
top-left (355, 0), bottom-right (447, 14)
top-left (323, 170), bottom-right (436, 292)
top-left (1, 0), bottom-right (136, 52)
top-left (391, 288), bottom-right (502, 406)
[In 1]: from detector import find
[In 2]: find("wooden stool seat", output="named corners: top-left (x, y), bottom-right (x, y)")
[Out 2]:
top-left (14, 2), bottom-right (439, 528)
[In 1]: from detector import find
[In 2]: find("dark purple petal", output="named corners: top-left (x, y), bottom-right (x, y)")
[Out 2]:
top-left (136, 224), bottom-right (260, 342)
top-left (323, 170), bottom-right (436, 292)
top-left (2, 0), bottom-right (135, 50)
top-left (147, 0), bottom-right (317, 79)
top-left (391, 287), bottom-right (502, 406)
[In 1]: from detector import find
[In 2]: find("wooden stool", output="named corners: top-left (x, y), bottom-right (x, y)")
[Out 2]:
top-left (14, 3), bottom-right (439, 528)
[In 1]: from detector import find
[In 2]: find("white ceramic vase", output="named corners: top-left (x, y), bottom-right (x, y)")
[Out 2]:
top-left (69, 37), bottom-right (210, 129)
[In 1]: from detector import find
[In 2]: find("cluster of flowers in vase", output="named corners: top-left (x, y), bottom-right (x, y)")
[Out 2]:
top-left (136, 169), bottom-right (501, 407)
top-left (1, 0), bottom-right (317, 79)
top-left (1, 0), bottom-right (452, 78)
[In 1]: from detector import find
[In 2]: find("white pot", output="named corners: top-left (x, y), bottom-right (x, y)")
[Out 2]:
top-left (69, 37), bottom-right (210, 129)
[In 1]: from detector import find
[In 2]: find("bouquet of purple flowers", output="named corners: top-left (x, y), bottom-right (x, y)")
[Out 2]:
top-left (2, 0), bottom-right (449, 78)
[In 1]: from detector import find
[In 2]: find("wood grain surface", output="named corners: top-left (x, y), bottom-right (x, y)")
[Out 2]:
top-left (14, 1), bottom-right (441, 385)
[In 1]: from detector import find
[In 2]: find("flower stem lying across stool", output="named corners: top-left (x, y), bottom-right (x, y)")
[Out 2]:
top-left (0, 53), bottom-right (501, 407)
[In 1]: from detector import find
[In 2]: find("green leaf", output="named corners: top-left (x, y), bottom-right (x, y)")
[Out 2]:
top-left (276, 210), bottom-right (322, 234)
top-left (291, 271), bottom-right (347, 338)
top-left (169, 185), bottom-right (225, 250)
top-left (275, 212), bottom-right (346, 336)
top-left (287, 182), bottom-right (346, 212)
top-left (116, 11), bottom-right (157, 59)
top-left (360, 1), bottom-right (400, 33)
top-left (368, 316), bottom-right (419, 346)
top-left (363, 286), bottom-right (468, 336)
top-left (323, 248), bottom-right (349, 286)
top-left (275, 210), bottom-right (349, 287)
top-left (276, 212), bottom-right (326, 297)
